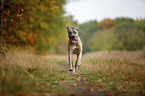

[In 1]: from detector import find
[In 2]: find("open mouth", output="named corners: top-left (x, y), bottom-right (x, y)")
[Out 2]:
top-left (71, 40), bottom-right (76, 43)
top-left (71, 37), bottom-right (78, 43)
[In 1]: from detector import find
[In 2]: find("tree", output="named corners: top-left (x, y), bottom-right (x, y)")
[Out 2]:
top-left (0, 0), bottom-right (6, 57)
top-left (78, 20), bottom-right (98, 53)
top-left (98, 18), bottom-right (116, 29)
top-left (113, 22), bottom-right (145, 50)
top-left (1, 0), bottom-right (67, 54)
top-left (0, 0), bottom-right (25, 56)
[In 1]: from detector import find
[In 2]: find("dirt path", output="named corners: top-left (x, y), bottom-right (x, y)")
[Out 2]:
top-left (60, 63), bottom-right (107, 96)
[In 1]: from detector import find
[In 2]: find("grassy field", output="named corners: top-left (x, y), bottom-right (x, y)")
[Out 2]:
top-left (0, 50), bottom-right (145, 96)
top-left (79, 51), bottom-right (145, 96)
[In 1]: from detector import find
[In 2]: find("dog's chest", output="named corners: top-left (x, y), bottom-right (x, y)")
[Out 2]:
top-left (71, 45), bottom-right (79, 54)
top-left (71, 45), bottom-right (78, 50)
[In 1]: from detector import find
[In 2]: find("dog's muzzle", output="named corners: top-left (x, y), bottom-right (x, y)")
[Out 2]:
top-left (70, 35), bottom-right (78, 43)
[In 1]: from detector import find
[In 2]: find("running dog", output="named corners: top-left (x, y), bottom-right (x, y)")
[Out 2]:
top-left (67, 26), bottom-right (82, 73)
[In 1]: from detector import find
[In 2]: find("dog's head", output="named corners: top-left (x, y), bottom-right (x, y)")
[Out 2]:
top-left (67, 26), bottom-right (79, 44)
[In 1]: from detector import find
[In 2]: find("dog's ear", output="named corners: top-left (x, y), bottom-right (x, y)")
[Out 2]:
top-left (67, 27), bottom-right (71, 32)
top-left (74, 27), bottom-right (79, 31)
top-left (71, 26), bottom-right (79, 31)
top-left (67, 27), bottom-right (70, 29)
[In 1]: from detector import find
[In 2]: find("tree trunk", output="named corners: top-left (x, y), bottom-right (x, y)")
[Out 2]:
top-left (0, 0), bottom-right (6, 57)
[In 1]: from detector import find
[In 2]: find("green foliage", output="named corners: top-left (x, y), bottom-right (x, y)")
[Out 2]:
top-left (72, 18), bottom-right (145, 53)
top-left (88, 28), bottom-right (116, 51)
top-left (113, 21), bottom-right (145, 50)
top-left (77, 21), bottom-right (98, 53)
top-left (115, 17), bottom-right (134, 24)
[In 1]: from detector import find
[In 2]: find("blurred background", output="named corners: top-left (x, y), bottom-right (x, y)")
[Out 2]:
top-left (1, 0), bottom-right (145, 54)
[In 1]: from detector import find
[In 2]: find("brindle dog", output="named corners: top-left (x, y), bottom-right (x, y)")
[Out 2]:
top-left (67, 26), bottom-right (82, 73)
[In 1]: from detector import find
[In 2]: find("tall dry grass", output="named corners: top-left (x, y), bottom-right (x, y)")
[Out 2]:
top-left (0, 50), bottom-right (67, 75)
top-left (0, 50), bottom-right (68, 95)
top-left (78, 50), bottom-right (145, 95)
top-left (0, 50), bottom-right (144, 95)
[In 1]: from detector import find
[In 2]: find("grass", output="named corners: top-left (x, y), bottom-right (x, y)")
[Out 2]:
top-left (0, 50), bottom-right (145, 96)
top-left (77, 50), bottom-right (145, 96)
top-left (0, 50), bottom-right (69, 96)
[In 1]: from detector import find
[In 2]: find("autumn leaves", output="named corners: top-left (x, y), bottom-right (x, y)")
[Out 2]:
top-left (2, 0), bottom-right (67, 54)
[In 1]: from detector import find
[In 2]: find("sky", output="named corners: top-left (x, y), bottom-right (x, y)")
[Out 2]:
top-left (64, 0), bottom-right (145, 24)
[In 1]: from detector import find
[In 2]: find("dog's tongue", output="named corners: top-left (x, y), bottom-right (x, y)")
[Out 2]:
top-left (71, 40), bottom-right (76, 43)
top-left (71, 37), bottom-right (77, 43)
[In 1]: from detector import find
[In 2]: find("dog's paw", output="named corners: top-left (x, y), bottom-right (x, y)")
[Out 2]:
top-left (77, 65), bottom-right (80, 67)
top-left (69, 68), bottom-right (73, 71)
top-left (75, 64), bottom-right (80, 68)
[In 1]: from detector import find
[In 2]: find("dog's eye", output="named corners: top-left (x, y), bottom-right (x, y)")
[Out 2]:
top-left (74, 31), bottom-right (77, 34)
top-left (68, 30), bottom-right (71, 34)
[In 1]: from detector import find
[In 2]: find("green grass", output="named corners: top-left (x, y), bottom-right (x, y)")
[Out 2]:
top-left (0, 50), bottom-right (145, 96)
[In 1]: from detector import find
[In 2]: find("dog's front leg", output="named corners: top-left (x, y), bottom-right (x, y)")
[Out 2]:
top-left (75, 52), bottom-right (82, 68)
top-left (68, 51), bottom-right (73, 71)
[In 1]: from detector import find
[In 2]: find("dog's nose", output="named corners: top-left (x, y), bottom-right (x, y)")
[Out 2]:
top-left (71, 35), bottom-right (75, 39)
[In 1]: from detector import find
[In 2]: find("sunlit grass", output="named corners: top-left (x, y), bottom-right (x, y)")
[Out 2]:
top-left (0, 50), bottom-right (144, 96)
top-left (77, 50), bottom-right (145, 96)
top-left (0, 50), bottom-right (69, 95)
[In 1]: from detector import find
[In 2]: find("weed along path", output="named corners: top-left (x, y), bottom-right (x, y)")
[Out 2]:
top-left (60, 63), bottom-right (107, 96)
